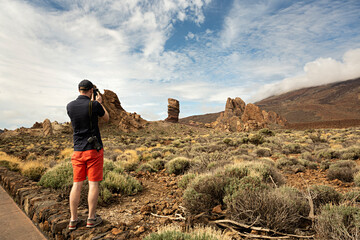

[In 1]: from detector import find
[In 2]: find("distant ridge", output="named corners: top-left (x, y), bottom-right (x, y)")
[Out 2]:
top-left (255, 77), bottom-right (360, 123)
top-left (180, 77), bottom-right (360, 128)
top-left (179, 112), bottom-right (222, 124)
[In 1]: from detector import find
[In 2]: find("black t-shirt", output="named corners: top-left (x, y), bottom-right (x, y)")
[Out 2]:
top-left (67, 95), bottom-right (105, 151)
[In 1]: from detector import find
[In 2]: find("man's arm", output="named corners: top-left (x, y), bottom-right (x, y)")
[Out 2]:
top-left (95, 94), bottom-right (109, 122)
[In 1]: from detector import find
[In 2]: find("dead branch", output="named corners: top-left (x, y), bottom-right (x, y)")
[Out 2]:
top-left (217, 222), bottom-right (291, 239)
top-left (213, 219), bottom-right (314, 239)
top-left (269, 175), bottom-right (278, 188)
top-left (150, 213), bottom-right (186, 221)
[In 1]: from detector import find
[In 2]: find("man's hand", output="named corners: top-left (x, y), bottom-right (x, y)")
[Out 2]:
top-left (95, 94), bottom-right (103, 104)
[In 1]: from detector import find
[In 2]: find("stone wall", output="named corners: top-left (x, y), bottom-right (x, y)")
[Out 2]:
top-left (0, 167), bottom-right (116, 240)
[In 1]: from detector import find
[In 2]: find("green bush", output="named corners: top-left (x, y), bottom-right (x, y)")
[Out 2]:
top-left (38, 161), bottom-right (73, 189)
top-left (102, 171), bottom-right (142, 195)
top-left (315, 204), bottom-right (360, 240)
top-left (165, 157), bottom-right (191, 175)
top-left (310, 185), bottom-right (342, 213)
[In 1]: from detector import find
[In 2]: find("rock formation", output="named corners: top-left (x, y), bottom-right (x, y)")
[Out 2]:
top-left (31, 122), bottom-right (43, 129)
top-left (212, 97), bottom-right (287, 132)
top-left (101, 90), bottom-right (147, 132)
top-left (42, 119), bottom-right (53, 136)
top-left (165, 98), bottom-right (180, 123)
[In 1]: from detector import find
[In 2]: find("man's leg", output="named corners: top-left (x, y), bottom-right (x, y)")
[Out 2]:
top-left (88, 181), bottom-right (99, 219)
top-left (70, 181), bottom-right (83, 221)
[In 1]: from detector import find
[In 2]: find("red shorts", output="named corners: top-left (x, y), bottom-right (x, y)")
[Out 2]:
top-left (71, 149), bottom-right (104, 182)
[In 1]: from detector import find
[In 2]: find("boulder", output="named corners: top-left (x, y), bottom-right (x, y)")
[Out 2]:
top-left (165, 98), bottom-right (180, 123)
top-left (101, 90), bottom-right (147, 132)
top-left (43, 119), bottom-right (53, 136)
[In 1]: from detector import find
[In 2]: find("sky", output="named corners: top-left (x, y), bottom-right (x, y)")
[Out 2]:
top-left (1, 0), bottom-right (360, 129)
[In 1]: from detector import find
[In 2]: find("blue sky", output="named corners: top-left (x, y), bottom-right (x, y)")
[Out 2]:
top-left (1, 0), bottom-right (360, 129)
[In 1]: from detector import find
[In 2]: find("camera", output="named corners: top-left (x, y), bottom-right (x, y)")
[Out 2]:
top-left (93, 87), bottom-right (99, 100)
top-left (87, 136), bottom-right (102, 151)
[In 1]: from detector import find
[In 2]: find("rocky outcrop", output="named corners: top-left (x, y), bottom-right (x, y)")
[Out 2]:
top-left (165, 98), bottom-right (180, 123)
top-left (42, 119), bottom-right (53, 136)
top-left (212, 97), bottom-right (287, 132)
top-left (31, 122), bottom-right (43, 129)
top-left (101, 90), bottom-right (147, 132)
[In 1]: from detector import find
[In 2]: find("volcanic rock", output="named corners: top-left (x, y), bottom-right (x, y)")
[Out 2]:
top-left (31, 122), bottom-right (43, 129)
top-left (43, 119), bottom-right (53, 136)
top-left (165, 98), bottom-right (180, 123)
top-left (213, 97), bottom-right (286, 132)
top-left (101, 90), bottom-right (147, 132)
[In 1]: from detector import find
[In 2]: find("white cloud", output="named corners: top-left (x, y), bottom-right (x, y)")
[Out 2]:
top-left (252, 48), bottom-right (360, 101)
top-left (0, 0), bottom-right (212, 129)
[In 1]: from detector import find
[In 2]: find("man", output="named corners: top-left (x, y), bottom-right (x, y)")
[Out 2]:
top-left (66, 79), bottom-right (109, 230)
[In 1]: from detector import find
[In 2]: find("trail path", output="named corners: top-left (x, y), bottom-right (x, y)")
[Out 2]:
top-left (0, 185), bottom-right (47, 240)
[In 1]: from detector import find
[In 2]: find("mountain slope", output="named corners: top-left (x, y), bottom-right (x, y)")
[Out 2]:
top-left (255, 78), bottom-right (360, 123)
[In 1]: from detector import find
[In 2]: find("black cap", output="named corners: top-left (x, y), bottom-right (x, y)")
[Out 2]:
top-left (78, 79), bottom-right (93, 91)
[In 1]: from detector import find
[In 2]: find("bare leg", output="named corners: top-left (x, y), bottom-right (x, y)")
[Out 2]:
top-left (88, 181), bottom-right (99, 219)
top-left (70, 181), bottom-right (83, 221)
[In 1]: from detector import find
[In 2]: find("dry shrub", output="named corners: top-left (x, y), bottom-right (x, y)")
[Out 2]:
top-left (136, 163), bottom-right (155, 173)
top-left (116, 150), bottom-right (139, 171)
top-left (327, 160), bottom-right (358, 182)
top-left (282, 143), bottom-right (302, 154)
top-left (316, 148), bottom-right (341, 159)
top-left (191, 152), bottom-right (231, 174)
top-left (255, 147), bottom-right (272, 157)
top-left (183, 173), bottom-right (227, 214)
top-left (225, 161), bottom-right (285, 186)
top-left (0, 151), bottom-right (21, 172)
top-left (21, 161), bottom-right (47, 181)
top-left (183, 161), bottom-right (285, 214)
top-left (225, 186), bottom-right (309, 233)
top-left (315, 204), bottom-right (360, 240)
top-left (354, 172), bottom-right (360, 187)
top-left (148, 159), bottom-right (166, 171)
top-left (144, 224), bottom-right (231, 240)
top-left (178, 173), bottom-right (197, 189)
top-left (310, 185), bottom-right (342, 214)
top-left (341, 147), bottom-right (360, 160)
top-left (276, 157), bottom-right (305, 173)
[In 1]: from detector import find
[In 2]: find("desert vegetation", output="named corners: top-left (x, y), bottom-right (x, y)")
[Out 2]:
top-left (1, 123), bottom-right (360, 239)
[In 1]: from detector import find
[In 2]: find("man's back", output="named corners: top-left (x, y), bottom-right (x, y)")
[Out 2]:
top-left (67, 95), bottom-right (105, 151)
